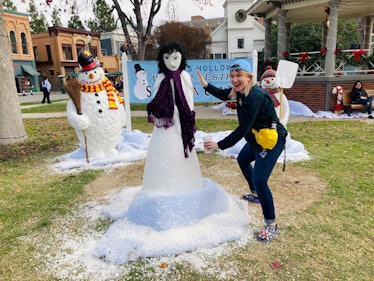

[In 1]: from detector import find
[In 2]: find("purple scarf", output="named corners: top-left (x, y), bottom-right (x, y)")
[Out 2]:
top-left (147, 69), bottom-right (196, 158)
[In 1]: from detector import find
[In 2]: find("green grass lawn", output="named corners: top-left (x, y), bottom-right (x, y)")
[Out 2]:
top-left (0, 117), bottom-right (373, 280)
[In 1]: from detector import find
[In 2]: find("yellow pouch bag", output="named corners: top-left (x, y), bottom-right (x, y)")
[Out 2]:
top-left (251, 128), bottom-right (278, 150)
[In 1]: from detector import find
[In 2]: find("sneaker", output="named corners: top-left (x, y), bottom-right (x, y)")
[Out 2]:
top-left (242, 193), bottom-right (260, 203)
top-left (257, 225), bottom-right (278, 242)
top-left (368, 115), bottom-right (373, 119)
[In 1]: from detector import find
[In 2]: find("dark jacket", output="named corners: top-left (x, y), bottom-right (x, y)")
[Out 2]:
top-left (350, 88), bottom-right (368, 104)
top-left (204, 83), bottom-right (287, 150)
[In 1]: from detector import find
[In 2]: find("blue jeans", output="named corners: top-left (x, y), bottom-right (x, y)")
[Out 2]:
top-left (356, 96), bottom-right (373, 114)
top-left (237, 134), bottom-right (286, 224)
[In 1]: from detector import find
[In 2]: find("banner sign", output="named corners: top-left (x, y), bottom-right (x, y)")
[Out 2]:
top-left (126, 58), bottom-right (253, 104)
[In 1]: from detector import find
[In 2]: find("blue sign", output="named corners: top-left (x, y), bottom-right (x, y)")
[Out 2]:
top-left (126, 58), bottom-right (253, 104)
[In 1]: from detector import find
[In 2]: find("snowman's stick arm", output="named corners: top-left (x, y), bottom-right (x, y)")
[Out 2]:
top-left (83, 130), bottom-right (89, 163)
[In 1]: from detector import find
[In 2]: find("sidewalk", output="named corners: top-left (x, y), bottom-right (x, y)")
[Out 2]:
top-left (18, 91), bottom-right (69, 104)
top-left (18, 91), bottom-right (317, 123)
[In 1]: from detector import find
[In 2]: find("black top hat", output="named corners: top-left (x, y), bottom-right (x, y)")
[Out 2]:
top-left (78, 50), bottom-right (99, 72)
top-left (134, 64), bottom-right (145, 73)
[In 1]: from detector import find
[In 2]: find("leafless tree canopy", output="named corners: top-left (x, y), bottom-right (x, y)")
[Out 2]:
top-left (152, 21), bottom-right (211, 59)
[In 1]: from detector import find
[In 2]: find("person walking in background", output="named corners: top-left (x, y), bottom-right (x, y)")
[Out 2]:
top-left (350, 80), bottom-right (373, 119)
top-left (196, 60), bottom-right (287, 242)
top-left (28, 79), bottom-right (34, 95)
top-left (41, 77), bottom-right (52, 104)
top-left (22, 79), bottom-right (32, 96)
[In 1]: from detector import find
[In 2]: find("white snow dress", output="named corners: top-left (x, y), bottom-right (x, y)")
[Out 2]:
top-left (126, 71), bottom-right (228, 230)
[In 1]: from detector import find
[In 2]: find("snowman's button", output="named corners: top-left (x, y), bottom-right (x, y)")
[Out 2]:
top-left (97, 100), bottom-right (101, 104)
top-left (95, 93), bottom-right (99, 96)
top-left (98, 109), bottom-right (103, 113)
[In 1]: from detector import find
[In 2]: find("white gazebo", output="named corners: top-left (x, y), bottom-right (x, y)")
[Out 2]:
top-left (247, 0), bottom-right (374, 76)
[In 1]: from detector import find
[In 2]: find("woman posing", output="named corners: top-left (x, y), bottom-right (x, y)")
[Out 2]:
top-left (197, 60), bottom-right (287, 241)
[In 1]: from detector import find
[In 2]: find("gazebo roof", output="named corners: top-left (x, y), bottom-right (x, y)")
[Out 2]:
top-left (247, 0), bottom-right (374, 23)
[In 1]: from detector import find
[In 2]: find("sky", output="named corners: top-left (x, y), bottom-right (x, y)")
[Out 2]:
top-left (14, 0), bottom-right (227, 28)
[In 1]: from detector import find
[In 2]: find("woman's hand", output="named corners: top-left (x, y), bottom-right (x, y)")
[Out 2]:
top-left (203, 140), bottom-right (219, 151)
top-left (196, 70), bottom-right (208, 88)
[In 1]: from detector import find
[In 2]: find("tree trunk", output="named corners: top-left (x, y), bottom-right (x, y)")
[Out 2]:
top-left (0, 3), bottom-right (27, 145)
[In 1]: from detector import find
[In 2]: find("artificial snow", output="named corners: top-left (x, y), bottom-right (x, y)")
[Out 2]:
top-left (41, 101), bottom-right (367, 279)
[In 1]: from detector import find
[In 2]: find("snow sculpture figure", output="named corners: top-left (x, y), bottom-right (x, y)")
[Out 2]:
top-left (126, 43), bottom-right (229, 230)
top-left (66, 50), bottom-right (126, 159)
top-left (260, 66), bottom-right (290, 126)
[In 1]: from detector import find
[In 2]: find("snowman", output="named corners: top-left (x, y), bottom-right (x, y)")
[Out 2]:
top-left (133, 63), bottom-right (152, 100)
top-left (66, 50), bottom-right (126, 159)
top-left (332, 85), bottom-right (344, 115)
top-left (260, 66), bottom-right (290, 127)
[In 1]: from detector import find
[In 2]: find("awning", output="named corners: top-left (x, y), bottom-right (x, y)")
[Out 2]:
top-left (13, 64), bottom-right (22, 76)
top-left (22, 65), bottom-right (40, 76)
top-left (105, 71), bottom-right (122, 78)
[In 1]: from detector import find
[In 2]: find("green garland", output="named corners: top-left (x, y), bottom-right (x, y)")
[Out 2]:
top-left (260, 48), bottom-right (374, 74)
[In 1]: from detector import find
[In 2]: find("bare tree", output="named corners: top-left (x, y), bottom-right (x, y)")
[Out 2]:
top-left (153, 21), bottom-right (211, 59)
top-left (39, 0), bottom-right (215, 60)
top-left (112, 0), bottom-right (161, 61)
top-left (112, 0), bottom-right (214, 61)
top-left (0, 3), bottom-right (27, 145)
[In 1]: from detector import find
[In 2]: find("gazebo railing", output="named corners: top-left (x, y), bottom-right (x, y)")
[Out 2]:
top-left (284, 49), bottom-right (374, 76)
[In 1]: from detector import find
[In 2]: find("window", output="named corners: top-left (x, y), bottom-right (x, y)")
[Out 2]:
top-left (237, 38), bottom-right (244, 49)
top-left (46, 45), bottom-right (52, 61)
top-left (90, 46), bottom-right (98, 58)
top-left (10, 31), bottom-right (17, 54)
top-left (49, 69), bottom-right (55, 76)
top-left (21, 33), bottom-right (28, 54)
top-left (65, 67), bottom-right (75, 75)
top-left (33, 46), bottom-right (38, 61)
top-left (76, 44), bottom-right (85, 57)
top-left (212, 53), bottom-right (226, 59)
top-left (62, 44), bottom-right (73, 60)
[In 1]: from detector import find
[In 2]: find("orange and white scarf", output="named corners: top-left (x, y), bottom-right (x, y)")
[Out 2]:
top-left (80, 77), bottom-right (124, 109)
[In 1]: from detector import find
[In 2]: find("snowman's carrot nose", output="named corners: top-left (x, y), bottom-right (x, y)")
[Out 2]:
top-left (89, 72), bottom-right (94, 79)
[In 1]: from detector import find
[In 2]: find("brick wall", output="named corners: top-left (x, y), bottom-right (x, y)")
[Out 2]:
top-left (282, 76), bottom-right (374, 112)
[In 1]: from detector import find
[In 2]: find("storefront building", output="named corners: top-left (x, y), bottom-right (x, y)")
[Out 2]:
top-left (4, 9), bottom-right (40, 94)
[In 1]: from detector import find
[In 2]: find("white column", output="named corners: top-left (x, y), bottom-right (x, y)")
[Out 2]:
top-left (286, 22), bottom-right (291, 54)
top-left (364, 16), bottom-right (373, 55)
top-left (277, 10), bottom-right (287, 61)
top-left (325, 0), bottom-right (340, 77)
top-left (264, 18), bottom-right (272, 60)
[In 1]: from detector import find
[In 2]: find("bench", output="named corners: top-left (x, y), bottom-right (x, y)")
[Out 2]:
top-left (343, 89), bottom-right (374, 112)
